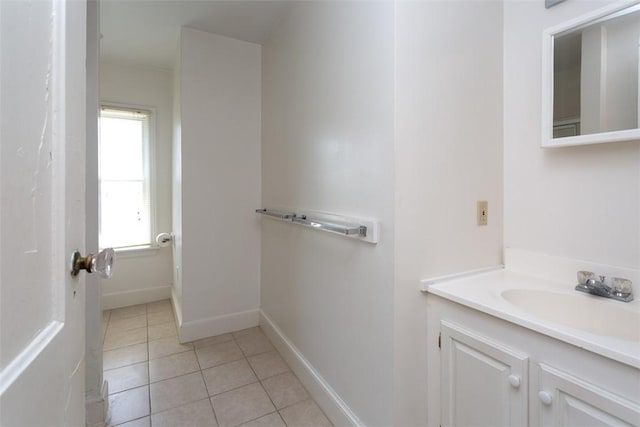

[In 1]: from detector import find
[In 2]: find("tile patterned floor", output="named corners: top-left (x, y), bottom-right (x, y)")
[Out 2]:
top-left (102, 300), bottom-right (333, 427)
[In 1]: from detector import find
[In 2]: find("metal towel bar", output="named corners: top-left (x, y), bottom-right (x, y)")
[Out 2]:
top-left (292, 215), bottom-right (366, 237)
top-left (256, 208), bottom-right (367, 238)
top-left (255, 208), bottom-right (295, 220)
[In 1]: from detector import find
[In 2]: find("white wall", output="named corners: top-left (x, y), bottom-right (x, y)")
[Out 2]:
top-left (261, 3), bottom-right (395, 425)
top-left (99, 62), bottom-right (174, 309)
top-left (394, 2), bottom-right (504, 425)
top-left (175, 28), bottom-right (262, 340)
top-left (504, 0), bottom-right (640, 269)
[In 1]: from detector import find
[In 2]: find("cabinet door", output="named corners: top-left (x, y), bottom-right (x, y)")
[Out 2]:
top-left (441, 321), bottom-right (529, 427)
top-left (534, 363), bottom-right (640, 426)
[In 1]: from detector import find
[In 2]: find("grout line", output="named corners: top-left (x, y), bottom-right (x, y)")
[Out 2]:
top-left (189, 334), bottom-right (235, 351)
top-left (243, 336), bottom-right (282, 418)
top-left (238, 410), bottom-right (281, 426)
top-left (191, 336), bottom-right (221, 427)
top-left (111, 414), bottom-right (149, 427)
top-left (207, 396), bottom-right (220, 426)
top-left (146, 303), bottom-right (152, 422)
top-left (208, 377), bottom-right (261, 399)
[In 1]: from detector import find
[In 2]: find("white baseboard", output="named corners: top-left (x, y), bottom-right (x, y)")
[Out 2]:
top-left (178, 309), bottom-right (259, 343)
top-left (85, 380), bottom-right (109, 427)
top-left (170, 287), bottom-right (183, 330)
top-left (102, 286), bottom-right (171, 310)
top-left (259, 310), bottom-right (362, 427)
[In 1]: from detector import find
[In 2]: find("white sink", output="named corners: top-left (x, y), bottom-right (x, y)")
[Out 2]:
top-left (501, 289), bottom-right (640, 342)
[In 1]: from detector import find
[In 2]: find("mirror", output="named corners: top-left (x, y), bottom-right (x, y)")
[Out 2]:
top-left (542, 1), bottom-right (640, 147)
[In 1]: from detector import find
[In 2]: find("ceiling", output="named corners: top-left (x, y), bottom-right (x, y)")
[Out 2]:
top-left (100, 0), bottom-right (292, 70)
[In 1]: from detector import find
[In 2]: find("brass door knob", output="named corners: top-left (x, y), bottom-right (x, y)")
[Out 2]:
top-left (70, 248), bottom-right (115, 278)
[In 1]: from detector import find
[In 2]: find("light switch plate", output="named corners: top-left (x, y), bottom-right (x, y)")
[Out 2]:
top-left (477, 201), bottom-right (488, 226)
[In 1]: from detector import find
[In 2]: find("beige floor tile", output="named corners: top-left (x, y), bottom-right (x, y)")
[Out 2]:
top-left (279, 399), bottom-right (332, 427)
top-left (104, 343), bottom-right (148, 371)
top-left (108, 314), bottom-right (147, 333)
top-left (110, 304), bottom-right (147, 320)
top-left (146, 299), bottom-right (172, 313)
top-left (235, 333), bottom-right (275, 357)
top-left (148, 310), bottom-right (175, 326)
top-left (192, 333), bottom-right (234, 349)
top-left (196, 340), bottom-right (244, 370)
top-left (202, 359), bottom-right (258, 396)
top-left (108, 386), bottom-right (150, 426)
top-left (149, 351), bottom-right (200, 383)
top-left (104, 326), bottom-right (148, 351)
top-left (151, 399), bottom-right (217, 427)
top-left (261, 372), bottom-right (308, 410)
top-left (102, 303), bottom-right (326, 427)
top-left (112, 416), bottom-right (150, 427)
top-left (104, 362), bottom-right (149, 394)
top-left (211, 383), bottom-right (275, 427)
top-left (149, 336), bottom-right (193, 360)
top-left (247, 351), bottom-right (289, 380)
top-left (150, 372), bottom-right (208, 413)
top-left (239, 412), bottom-right (285, 427)
top-left (232, 326), bottom-right (263, 339)
top-left (148, 321), bottom-right (177, 341)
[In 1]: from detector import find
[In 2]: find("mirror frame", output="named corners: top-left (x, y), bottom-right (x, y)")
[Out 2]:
top-left (542, 0), bottom-right (640, 148)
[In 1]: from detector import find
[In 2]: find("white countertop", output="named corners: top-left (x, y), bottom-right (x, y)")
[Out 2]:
top-left (422, 268), bottom-right (640, 369)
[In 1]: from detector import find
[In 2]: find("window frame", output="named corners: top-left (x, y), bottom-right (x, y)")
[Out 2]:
top-left (99, 102), bottom-right (158, 255)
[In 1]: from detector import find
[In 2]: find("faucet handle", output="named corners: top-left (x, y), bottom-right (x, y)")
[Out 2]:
top-left (577, 271), bottom-right (595, 286)
top-left (611, 277), bottom-right (633, 297)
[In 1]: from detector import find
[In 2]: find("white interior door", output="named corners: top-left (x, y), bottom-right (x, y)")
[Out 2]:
top-left (0, 1), bottom-right (88, 425)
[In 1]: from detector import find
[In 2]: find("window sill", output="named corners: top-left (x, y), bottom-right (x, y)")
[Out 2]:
top-left (111, 245), bottom-right (163, 259)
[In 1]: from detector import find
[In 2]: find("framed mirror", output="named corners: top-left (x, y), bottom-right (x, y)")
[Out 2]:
top-left (542, 1), bottom-right (640, 147)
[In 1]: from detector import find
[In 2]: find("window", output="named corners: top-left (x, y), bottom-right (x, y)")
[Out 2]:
top-left (99, 106), bottom-right (155, 250)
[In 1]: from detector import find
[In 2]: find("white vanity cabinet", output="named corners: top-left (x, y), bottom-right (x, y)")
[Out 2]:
top-left (533, 363), bottom-right (640, 426)
top-left (440, 321), bottom-right (528, 427)
top-left (428, 294), bottom-right (640, 427)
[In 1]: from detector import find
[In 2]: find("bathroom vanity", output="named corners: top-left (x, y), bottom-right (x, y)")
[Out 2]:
top-left (424, 266), bottom-right (640, 426)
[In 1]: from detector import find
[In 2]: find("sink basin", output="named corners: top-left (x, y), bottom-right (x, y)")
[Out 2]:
top-left (501, 289), bottom-right (640, 342)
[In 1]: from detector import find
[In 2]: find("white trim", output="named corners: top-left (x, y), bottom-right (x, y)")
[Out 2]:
top-left (178, 309), bottom-right (259, 343)
top-left (101, 286), bottom-right (171, 310)
top-left (541, 0), bottom-right (640, 148)
top-left (259, 310), bottom-right (363, 427)
top-left (85, 380), bottom-right (108, 427)
top-left (113, 244), bottom-right (161, 259)
top-left (98, 101), bottom-right (158, 249)
top-left (170, 286), bottom-right (183, 329)
top-left (0, 321), bottom-right (63, 395)
top-left (419, 265), bottom-right (505, 291)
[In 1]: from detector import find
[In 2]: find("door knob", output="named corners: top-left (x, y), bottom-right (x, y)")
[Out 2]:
top-left (538, 391), bottom-right (553, 406)
top-left (70, 248), bottom-right (115, 278)
top-left (508, 374), bottom-right (521, 388)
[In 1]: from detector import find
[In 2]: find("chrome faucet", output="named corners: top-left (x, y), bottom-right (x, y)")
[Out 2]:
top-left (575, 271), bottom-right (634, 302)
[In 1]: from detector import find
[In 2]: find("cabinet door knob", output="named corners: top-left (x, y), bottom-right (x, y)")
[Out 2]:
top-left (508, 374), bottom-right (521, 388)
top-left (538, 391), bottom-right (553, 405)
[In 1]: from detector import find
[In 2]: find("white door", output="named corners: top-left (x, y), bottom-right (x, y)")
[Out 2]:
top-left (0, 1), bottom-right (88, 425)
